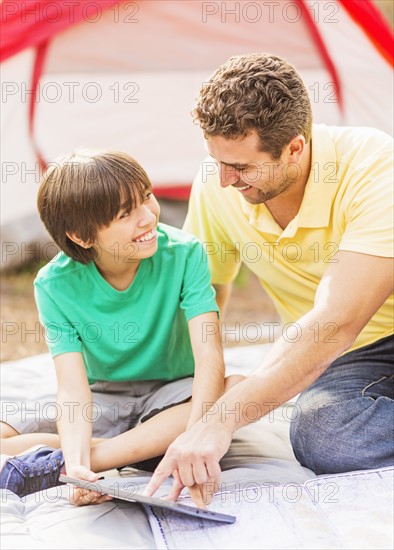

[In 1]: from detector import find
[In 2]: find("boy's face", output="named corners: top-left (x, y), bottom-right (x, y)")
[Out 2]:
top-left (93, 191), bottom-right (160, 266)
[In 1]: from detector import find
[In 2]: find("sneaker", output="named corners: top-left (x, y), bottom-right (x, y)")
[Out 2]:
top-left (0, 446), bottom-right (65, 497)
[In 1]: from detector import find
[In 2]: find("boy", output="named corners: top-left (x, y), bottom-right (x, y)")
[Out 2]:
top-left (0, 151), bottom-right (234, 505)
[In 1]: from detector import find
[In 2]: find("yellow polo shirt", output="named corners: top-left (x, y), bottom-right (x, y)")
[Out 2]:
top-left (184, 124), bottom-right (393, 352)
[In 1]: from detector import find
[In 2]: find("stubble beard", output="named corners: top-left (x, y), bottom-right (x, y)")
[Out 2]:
top-left (242, 175), bottom-right (296, 205)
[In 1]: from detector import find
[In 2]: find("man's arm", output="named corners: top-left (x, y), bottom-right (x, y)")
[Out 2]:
top-left (145, 250), bottom-right (393, 500)
top-left (207, 250), bottom-right (393, 432)
top-left (213, 283), bottom-right (232, 317)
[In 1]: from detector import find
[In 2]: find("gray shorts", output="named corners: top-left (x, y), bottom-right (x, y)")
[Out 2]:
top-left (1, 377), bottom-right (193, 438)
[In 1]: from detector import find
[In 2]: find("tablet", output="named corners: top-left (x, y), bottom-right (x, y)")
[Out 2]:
top-left (59, 474), bottom-right (236, 524)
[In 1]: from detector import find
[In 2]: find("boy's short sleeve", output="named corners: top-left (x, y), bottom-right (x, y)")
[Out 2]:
top-left (34, 281), bottom-right (83, 357)
top-left (180, 239), bottom-right (219, 322)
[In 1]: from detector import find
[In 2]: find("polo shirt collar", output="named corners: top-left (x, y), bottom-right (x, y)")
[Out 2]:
top-left (240, 124), bottom-right (337, 238)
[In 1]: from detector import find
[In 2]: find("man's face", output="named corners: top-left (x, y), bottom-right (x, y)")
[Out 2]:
top-left (206, 130), bottom-right (299, 205)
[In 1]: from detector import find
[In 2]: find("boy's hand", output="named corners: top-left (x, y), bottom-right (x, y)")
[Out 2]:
top-left (66, 465), bottom-right (113, 507)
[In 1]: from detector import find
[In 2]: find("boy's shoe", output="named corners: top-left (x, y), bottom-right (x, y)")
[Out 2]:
top-left (0, 446), bottom-right (65, 497)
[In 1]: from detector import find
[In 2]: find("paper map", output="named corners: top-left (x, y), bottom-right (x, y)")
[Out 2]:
top-left (148, 467), bottom-right (393, 550)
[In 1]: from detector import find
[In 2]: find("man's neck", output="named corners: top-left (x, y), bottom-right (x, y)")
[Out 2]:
top-left (265, 142), bottom-right (312, 230)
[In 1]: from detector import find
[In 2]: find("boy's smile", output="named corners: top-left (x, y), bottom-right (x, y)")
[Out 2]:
top-left (133, 228), bottom-right (157, 244)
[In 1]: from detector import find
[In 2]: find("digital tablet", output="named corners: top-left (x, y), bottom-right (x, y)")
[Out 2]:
top-left (59, 474), bottom-right (236, 524)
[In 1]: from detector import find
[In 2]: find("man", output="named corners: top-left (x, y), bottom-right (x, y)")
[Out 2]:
top-left (145, 53), bottom-right (393, 506)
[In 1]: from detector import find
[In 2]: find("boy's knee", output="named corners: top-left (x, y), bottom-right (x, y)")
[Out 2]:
top-left (224, 374), bottom-right (246, 391)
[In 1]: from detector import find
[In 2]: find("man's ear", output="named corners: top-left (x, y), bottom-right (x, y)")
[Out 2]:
top-left (66, 231), bottom-right (92, 249)
top-left (287, 134), bottom-right (305, 162)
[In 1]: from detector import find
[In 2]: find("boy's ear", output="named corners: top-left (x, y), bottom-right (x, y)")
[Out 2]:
top-left (66, 231), bottom-right (92, 249)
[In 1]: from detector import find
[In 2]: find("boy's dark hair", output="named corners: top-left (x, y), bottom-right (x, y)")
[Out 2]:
top-left (37, 150), bottom-right (152, 264)
top-left (193, 53), bottom-right (312, 159)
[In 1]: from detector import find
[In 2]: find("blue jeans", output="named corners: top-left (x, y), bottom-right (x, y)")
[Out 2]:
top-left (290, 334), bottom-right (394, 474)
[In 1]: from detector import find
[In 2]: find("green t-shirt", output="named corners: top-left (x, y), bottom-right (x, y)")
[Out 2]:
top-left (34, 224), bottom-right (219, 383)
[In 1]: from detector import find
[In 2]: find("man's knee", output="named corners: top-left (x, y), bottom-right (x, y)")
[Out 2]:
top-left (290, 397), bottom-right (394, 474)
top-left (290, 400), bottom-right (353, 474)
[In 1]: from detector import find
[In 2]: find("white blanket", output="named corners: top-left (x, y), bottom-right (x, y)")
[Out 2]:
top-left (1, 346), bottom-right (392, 549)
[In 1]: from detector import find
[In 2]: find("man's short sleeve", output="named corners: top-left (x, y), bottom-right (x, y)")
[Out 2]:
top-left (34, 281), bottom-right (83, 357)
top-left (339, 153), bottom-right (394, 257)
top-left (183, 160), bottom-right (241, 285)
top-left (180, 239), bottom-right (219, 322)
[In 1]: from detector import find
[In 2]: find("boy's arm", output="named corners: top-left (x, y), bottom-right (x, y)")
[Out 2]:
top-left (56, 353), bottom-right (112, 506)
top-left (187, 311), bottom-right (225, 429)
top-left (54, 352), bottom-right (97, 478)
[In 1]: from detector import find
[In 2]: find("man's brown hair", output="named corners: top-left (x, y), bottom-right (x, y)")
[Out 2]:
top-left (37, 150), bottom-right (152, 264)
top-left (193, 53), bottom-right (312, 159)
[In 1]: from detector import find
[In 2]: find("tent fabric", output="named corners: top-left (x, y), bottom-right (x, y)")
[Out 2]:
top-left (299, 0), bottom-right (343, 108)
top-left (29, 42), bottom-right (49, 171)
top-left (0, 0), bottom-right (119, 62)
top-left (1, 1), bottom-right (392, 66)
top-left (2, 1), bottom-right (392, 178)
top-left (26, 0), bottom-right (345, 185)
top-left (339, 0), bottom-right (394, 65)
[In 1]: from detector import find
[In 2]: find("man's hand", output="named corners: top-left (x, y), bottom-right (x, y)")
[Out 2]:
top-left (66, 465), bottom-right (113, 507)
top-left (162, 470), bottom-right (220, 508)
top-left (144, 420), bottom-right (233, 507)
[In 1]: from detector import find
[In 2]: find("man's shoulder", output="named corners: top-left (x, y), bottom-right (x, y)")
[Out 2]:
top-left (315, 124), bottom-right (393, 157)
top-left (315, 122), bottom-right (391, 138)
top-left (34, 252), bottom-right (88, 289)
